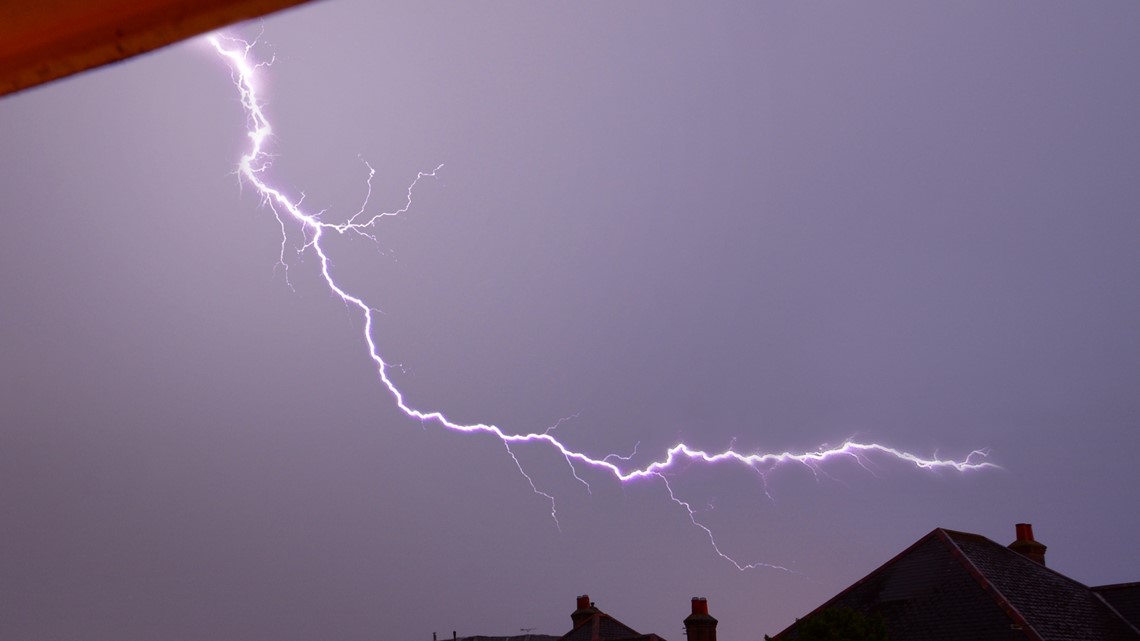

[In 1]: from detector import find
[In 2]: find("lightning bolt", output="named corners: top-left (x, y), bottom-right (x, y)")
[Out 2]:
top-left (208, 33), bottom-right (998, 572)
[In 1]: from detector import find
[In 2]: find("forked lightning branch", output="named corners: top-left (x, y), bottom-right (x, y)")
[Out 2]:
top-left (208, 33), bottom-right (997, 573)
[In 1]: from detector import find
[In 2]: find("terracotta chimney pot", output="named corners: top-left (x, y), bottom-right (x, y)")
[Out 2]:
top-left (1009, 522), bottom-right (1047, 565)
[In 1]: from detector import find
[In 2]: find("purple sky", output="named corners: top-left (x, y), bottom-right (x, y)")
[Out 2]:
top-left (2, 2), bottom-right (1139, 640)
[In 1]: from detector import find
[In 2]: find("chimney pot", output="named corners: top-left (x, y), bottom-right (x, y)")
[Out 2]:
top-left (571, 594), bottom-right (598, 629)
top-left (691, 597), bottom-right (708, 616)
top-left (683, 597), bottom-right (717, 641)
top-left (1009, 523), bottom-right (1047, 565)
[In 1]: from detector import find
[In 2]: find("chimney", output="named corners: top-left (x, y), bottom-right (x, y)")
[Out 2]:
top-left (683, 597), bottom-right (717, 641)
top-left (1008, 523), bottom-right (1047, 565)
top-left (571, 594), bottom-right (597, 629)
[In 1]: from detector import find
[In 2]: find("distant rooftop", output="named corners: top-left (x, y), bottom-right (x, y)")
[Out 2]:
top-left (771, 524), bottom-right (1140, 641)
top-left (455, 636), bottom-right (561, 641)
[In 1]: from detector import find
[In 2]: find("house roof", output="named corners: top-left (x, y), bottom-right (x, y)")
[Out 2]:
top-left (559, 607), bottom-right (666, 641)
top-left (1094, 584), bottom-right (1140, 632)
top-left (457, 636), bottom-right (561, 641)
top-left (771, 527), bottom-right (1140, 641)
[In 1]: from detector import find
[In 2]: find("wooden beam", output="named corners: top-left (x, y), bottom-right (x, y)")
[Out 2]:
top-left (0, 0), bottom-right (317, 97)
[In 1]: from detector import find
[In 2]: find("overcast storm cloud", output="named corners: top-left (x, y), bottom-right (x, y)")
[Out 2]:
top-left (2, 3), bottom-right (1139, 641)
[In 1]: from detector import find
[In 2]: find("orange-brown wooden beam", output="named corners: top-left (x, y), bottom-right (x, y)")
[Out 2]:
top-left (0, 0), bottom-right (318, 98)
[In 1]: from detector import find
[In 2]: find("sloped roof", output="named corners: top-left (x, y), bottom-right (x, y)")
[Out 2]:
top-left (947, 530), bottom-right (1139, 640)
top-left (559, 608), bottom-right (666, 641)
top-left (1094, 584), bottom-right (1140, 631)
top-left (771, 528), bottom-right (1140, 641)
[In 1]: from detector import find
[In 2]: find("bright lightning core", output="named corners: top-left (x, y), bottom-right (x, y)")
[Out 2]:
top-left (208, 33), bottom-right (997, 572)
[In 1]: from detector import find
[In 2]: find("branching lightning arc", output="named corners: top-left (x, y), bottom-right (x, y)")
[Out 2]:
top-left (208, 33), bottom-right (997, 572)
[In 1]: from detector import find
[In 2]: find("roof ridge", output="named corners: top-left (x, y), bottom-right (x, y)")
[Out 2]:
top-left (1093, 590), bottom-right (1140, 638)
top-left (596, 611), bottom-right (643, 636)
top-left (560, 609), bottom-right (644, 641)
top-left (1094, 582), bottom-right (1140, 592)
top-left (934, 529), bottom-right (1043, 641)
top-left (946, 528), bottom-right (1118, 593)
top-left (769, 527), bottom-right (951, 639)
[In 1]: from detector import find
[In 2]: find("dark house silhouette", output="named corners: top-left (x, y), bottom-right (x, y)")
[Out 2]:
top-left (770, 523), bottom-right (1140, 641)
top-left (451, 637), bottom-right (560, 641)
top-left (440, 595), bottom-right (717, 641)
top-left (558, 594), bottom-right (717, 641)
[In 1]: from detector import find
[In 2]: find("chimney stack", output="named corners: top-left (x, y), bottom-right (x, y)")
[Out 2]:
top-left (571, 595), bottom-right (597, 629)
top-left (684, 597), bottom-right (717, 641)
top-left (1008, 523), bottom-right (1047, 565)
